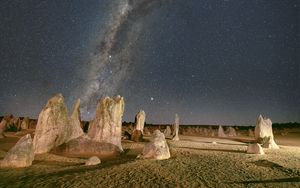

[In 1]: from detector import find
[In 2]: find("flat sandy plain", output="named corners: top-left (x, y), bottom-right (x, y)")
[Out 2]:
top-left (0, 131), bottom-right (299, 188)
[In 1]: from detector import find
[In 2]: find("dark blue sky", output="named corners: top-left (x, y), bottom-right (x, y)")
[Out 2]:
top-left (0, 0), bottom-right (299, 125)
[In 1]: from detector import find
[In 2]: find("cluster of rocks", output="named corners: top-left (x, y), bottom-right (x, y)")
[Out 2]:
top-left (0, 94), bottom-right (171, 168)
top-left (217, 126), bottom-right (237, 137)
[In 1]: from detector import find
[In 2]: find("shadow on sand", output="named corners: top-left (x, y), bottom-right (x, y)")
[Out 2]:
top-left (229, 177), bottom-right (300, 184)
top-left (176, 146), bottom-right (245, 154)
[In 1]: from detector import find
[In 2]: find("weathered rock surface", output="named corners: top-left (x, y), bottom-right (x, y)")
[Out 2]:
top-left (0, 119), bottom-right (7, 138)
top-left (51, 136), bottom-right (121, 158)
top-left (255, 115), bottom-right (279, 149)
top-left (20, 117), bottom-right (30, 130)
top-left (134, 110), bottom-right (145, 133)
top-left (68, 99), bottom-right (84, 141)
top-left (247, 143), bottom-right (264, 155)
top-left (164, 126), bottom-right (172, 137)
top-left (33, 94), bottom-right (71, 154)
top-left (138, 130), bottom-right (170, 160)
top-left (131, 130), bottom-right (143, 142)
top-left (0, 134), bottom-right (34, 168)
top-left (88, 96), bottom-right (124, 151)
top-left (172, 114), bottom-right (180, 141)
top-left (85, 156), bottom-right (101, 166)
top-left (218, 125), bottom-right (226, 137)
top-left (227, 127), bottom-right (237, 137)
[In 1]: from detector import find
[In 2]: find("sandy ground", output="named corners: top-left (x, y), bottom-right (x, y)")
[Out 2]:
top-left (0, 133), bottom-right (299, 188)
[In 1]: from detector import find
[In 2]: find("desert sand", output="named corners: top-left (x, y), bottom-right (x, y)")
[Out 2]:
top-left (0, 130), bottom-right (299, 188)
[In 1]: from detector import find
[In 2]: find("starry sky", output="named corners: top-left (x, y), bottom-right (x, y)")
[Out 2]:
top-left (0, 0), bottom-right (299, 125)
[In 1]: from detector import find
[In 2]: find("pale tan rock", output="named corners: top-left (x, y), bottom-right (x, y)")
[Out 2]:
top-left (0, 134), bottom-right (34, 168)
top-left (172, 114), bottom-right (180, 141)
top-left (68, 99), bottom-right (84, 141)
top-left (255, 115), bottom-right (279, 149)
top-left (248, 129), bottom-right (254, 137)
top-left (247, 143), bottom-right (264, 155)
top-left (164, 126), bottom-right (172, 137)
top-left (227, 127), bottom-right (237, 137)
top-left (0, 119), bottom-right (7, 138)
top-left (134, 110), bottom-right (145, 133)
top-left (218, 125), bottom-right (226, 137)
top-left (20, 117), bottom-right (30, 130)
top-left (138, 130), bottom-right (170, 160)
top-left (33, 94), bottom-right (71, 154)
top-left (85, 156), bottom-right (101, 166)
top-left (131, 130), bottom-right (143, 142)
top-left (88, 96), bottom-right (124, 151)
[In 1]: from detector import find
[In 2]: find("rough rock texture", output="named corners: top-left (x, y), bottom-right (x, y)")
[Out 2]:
top-left (33, 94), bottom-right (71, 154)
top-left (20, 117), bottom-right (30, 130)
top-left (247, 143), bottom-right (264, 155)
top-left (164, 126), bottom-right (172, 137)
top-left (227, 127), bottom-right (237, 137)
top-left (172, 114), bottom-right (180, 141)
top-left (134, 110), bottom-right (145, 134)
top-left (88, 96), bottom-right (124, 151)
top-left (131, 130), bottom-right (143, 142)
top-left (138, 130), bottom-right (170, 160)
top-left (0, 119), bottom-right (7, 138)
top-left (0, 134), bottom-right (34, 168)
top-left (248, 129), bottom-right (254, 137)
top-left (51, 136), bottom-right (121, 158)
top-left (255, 115), bottom-right (279, 149)
top-left (85, 156), bottom-right (101, 166)
top-left (218, 125), bottom-right (226, 137)
top-left (68, 99), bottom-right (84, 141)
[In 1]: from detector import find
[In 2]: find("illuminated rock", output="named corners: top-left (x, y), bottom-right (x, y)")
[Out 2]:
top-left (33, 94), bottom-right (71, 154)
top-left (88, 96), bottom-right (124, 151)
top-left (227, 127), bottom-right (237, 137)
top-left (138, 130), bottom-right (170, 160)
top-left (131, 110), bottom-right (145, 142)
top-left (172, 114), bottom-right (180, 141)
top-left (164, 126), bottom-right (172, 137)
top-left (255, 115), bottom-right (279, 149)
top-left (85, 156), bottom-right (101, 166)
top-left (218, 125), bottom-right (226, 137)
top-left (0, 134), bottom-right (34, 168)
top-left (0, 119), bottom-right (7, 138)
top-left (20, 117), bottom-right (30, 130)
top-left (69, 99), bottom-right (84, 141)
top-left (247, 143), bottom-right (264, 155)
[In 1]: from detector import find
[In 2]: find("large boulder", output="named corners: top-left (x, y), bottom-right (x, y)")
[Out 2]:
top-left (254, 115), bottom-right (279, 149)
top-left (68, 99), bottom-right (84, 141)
top-left (247, 143), bottom-right (264, 155)
top-left (0, 134), bottom-right (34, 168)
top-left (88, 96), bottom-right (124, 151)
top-left (138, 130), bottom-right (170, 160)
top-left (218, 125), bottom-right (226, 137)
top-left (51, 136), bottom-right (121, 158)
top-left (172, 114), bottom-right (180, 141)
top-left (131, 110), bottom-right (146, 142)
top-left (33, 94), bottom-right (71, 154)
top-left (85, 156), bottom-right (101, 166)
top-left (0, 119), bottom-right (7, 138)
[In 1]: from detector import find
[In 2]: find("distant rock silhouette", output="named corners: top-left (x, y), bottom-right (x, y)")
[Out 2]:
top-left (0, 119), bottom-right (7, 138)
top-left (218, 125), bottom-right (226, 137)
top-left (138, 130), bottom-right (170, 160)
top-left (88, 96), bottom-right (124, 151)
top-left (0, 134), bottom-right (34, 168)
top-left (227, 127), bottom-right (237, 137)
top-left (255, 115), bottom-right (279, 149)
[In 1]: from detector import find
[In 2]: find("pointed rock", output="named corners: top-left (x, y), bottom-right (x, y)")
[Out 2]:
top-left (69, 99), bottom-right (84, 141)
top-left (20, 117), bottom-right (30, 130)
top-left (33, 94), bottom-right (71, 154)
top-left (255, 115), bottom-right (279, 149)
top-left (131, 110), bottom-right (145, 142)
top-left (138, 130), bottom-right (170, 160)
top-left (88, 96), bottom-right (124, 151)
top-left (218, 125), bottom-right (226, 137)
top-left (172, 114), bottom-right (180, 141)
top-left (164, 126), bottom-right (172, 137)
top-left (0, 134), bottom-right (34, 168)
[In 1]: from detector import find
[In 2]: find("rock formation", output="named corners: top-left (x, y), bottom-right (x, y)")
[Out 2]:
top-left (20, 117), bottom-right (30, 130)
top-left (33, 94), bottom-right (71, 154)
top-left (247, 143), bottom-right (264, 155)
top-left (138, 130), bottom-right (170, 160)
top-left (254, 115), bottom-right (279, 149)
top-left (227, 127), bottom-right (237, 137)
top-left (0, 119), bottom-right (7, 138)
top-left (172, 114), bottom-right (180, 141)
top-left (85, 156), bottom-right (101, 166)
top-left (68, 99), bottom-right (84, 141)
top-left (0, 134), bottom-right (34, 168)
top-left (218, 125), bottom-right (226, 137)
top-left (88, 96), bottom-right (124, 151)
top-left (248, 129), bottom-right (254, 137)
top-left (131, 110), bottom-right (145, 142)
top-left (164, 126), bottom-right (172, 137)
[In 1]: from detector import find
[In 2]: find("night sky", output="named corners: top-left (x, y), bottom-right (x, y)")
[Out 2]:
top-left (0, 0), bottom-right (299, 125)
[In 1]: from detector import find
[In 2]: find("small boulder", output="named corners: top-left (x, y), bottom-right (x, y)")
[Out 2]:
top-left (172, 114), bottom-right (180, 141)
top-left (138, 130), bottom-right (170, 160)
top-left (247, 143), bottom-right (264, 155)
top-left (85, 156), bottom-right (101, 166)
top-left (0, 134), bottom-right (34, 168)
